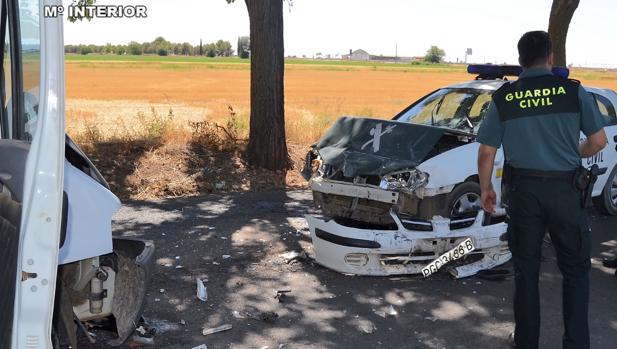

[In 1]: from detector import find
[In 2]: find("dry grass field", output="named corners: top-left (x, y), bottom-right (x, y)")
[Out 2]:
top-left (65, 57), bottom-right (617, 199)
top-left (65, 61), bottom-right (474, 144)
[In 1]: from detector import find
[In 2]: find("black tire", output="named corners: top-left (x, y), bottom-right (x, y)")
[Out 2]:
top-left (593, 165), bottom-right (617, 215)
top-left (446, 181), bottom-right (482, 218)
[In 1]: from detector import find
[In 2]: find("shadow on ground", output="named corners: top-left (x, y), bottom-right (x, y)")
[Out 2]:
top-left (80, 190), bottom-right (617, 349)
top-left (78, 139), bottom-right (166, 200)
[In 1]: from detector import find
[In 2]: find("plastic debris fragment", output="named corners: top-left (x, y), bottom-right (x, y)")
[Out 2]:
top-left (202, 324), bottom-right (232, 336)
top-left (197, 279), bottom-right (208, 302)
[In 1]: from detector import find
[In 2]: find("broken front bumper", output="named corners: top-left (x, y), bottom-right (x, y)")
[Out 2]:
top-left (306, 211), bottom-right (511, 278)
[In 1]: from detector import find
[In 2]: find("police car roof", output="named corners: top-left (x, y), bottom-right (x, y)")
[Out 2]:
top-left (445, 79), bottom-right (609, 97)
top-left (446, 80), bottom-right (505, 90)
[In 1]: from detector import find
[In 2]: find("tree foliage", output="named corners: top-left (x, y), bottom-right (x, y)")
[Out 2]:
top-left (424, 46), bottom-right (446, 63)
top-left (237, 36), bottom-right (250, 59)
top-left (127, 41), bottom-right (143, 55)
top-left (65, 37), bottom-right (234, 57)
top-left (67, 0), bottom-right (96, 22)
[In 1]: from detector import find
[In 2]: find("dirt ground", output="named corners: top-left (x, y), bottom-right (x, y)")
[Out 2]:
top-left (77, 190), bottom-right (617, 349)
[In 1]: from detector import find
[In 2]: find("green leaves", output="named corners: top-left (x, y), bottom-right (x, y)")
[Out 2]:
top-left (67, 0), bottom-right (96, 23)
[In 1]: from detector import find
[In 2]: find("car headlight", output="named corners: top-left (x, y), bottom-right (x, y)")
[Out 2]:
top-left (379, 169), bottom-right (429, 191)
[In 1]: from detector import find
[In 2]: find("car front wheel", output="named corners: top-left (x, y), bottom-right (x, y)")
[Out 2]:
top-left (447, 181), bottom-right (482, 218)
top-left (594, 165), bottom-right (617, 215)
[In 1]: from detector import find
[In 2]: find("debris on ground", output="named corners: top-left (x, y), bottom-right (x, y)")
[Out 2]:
top-left (386, 305), bottom-right (398, 317)
top-left (356, 320), bottom-right (377, 334)
top-left (475, 269), bottom-right (512, 281)
top-left (135, 325), bottom-right (148, 336)
top-left (373, 305), bottom-right (398, 318)
top-left (197, 278), bottom-right (208, 302)
top-left (222, 255), bottom-right (231, 259)
top-left (280, 251), bottom-right (308, 264)
top-left (247, 311), bottom-right (279, 323)
top-left (142, 317), bottom-right (181, 333)
top-left (232, 310), bottom-right (246, 319)
top-left (130, 334), bottom-right (155, 346)
top-left (274, 289), bottom-right (292, 303)
top-left (192, 344), bottom-right (208, 349)
top-left (373, 309), bottom-right (387, 318)
top-left (202, 324), bottom-right (233, 336)
top-left (131, 319), bottom-right (158, 346)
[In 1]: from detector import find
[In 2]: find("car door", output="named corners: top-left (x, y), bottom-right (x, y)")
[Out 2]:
top-left (1, 0), bottom-right (65, 348)
top-left (585, 89), bottom-right (617, 197)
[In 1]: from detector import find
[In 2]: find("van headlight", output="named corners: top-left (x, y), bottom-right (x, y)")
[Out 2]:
top-left (379, 169), bottom-right (429, 191)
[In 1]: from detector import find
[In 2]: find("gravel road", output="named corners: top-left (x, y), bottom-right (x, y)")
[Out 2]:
top-left (81, 190), bottom-right (617, 349)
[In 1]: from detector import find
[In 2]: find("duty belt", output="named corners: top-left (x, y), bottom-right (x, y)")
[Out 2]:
top-left (510, 167), bottom-right (576, 181)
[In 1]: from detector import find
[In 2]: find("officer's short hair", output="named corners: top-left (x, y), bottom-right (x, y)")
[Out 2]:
top-left (518, 31), bottom-right (552, 68)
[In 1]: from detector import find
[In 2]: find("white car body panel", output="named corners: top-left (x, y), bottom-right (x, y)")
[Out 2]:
top-left (58, 161), bottom-right (120, 265)
top-left (12, 1), bottom-right (64, 347)
top-left (310, 177), bottom-right (399, 204)
top-left (307, 211), bottom-right (511, 279)
top-left (416, 83), bottom-right (617, 199)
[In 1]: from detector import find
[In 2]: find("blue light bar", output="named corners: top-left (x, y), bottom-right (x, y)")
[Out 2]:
top-left (551, 67), bottom-right (570, 79)
top-left (467, 64), bottom-right (570, 80)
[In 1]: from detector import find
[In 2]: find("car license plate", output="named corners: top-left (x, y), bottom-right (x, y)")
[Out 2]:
top-left (421, 238), bottom-right (475, 277)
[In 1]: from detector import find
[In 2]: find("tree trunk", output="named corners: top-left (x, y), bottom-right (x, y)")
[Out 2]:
top-left (244, 0), bottom-right (290, 170)
top-left (548, 0), bottom-right (580, 67)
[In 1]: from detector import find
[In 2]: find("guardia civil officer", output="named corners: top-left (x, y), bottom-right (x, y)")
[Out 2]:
top-left (476, 31), bottom-right (607, 349)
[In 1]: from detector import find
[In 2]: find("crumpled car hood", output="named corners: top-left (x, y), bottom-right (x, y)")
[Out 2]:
top-left (313, 116), bottom-right (448, 177)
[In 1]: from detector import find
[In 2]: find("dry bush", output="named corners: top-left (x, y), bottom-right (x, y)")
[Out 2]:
top-left (189, 105), bottom-right (241, 152)
top-left (136, 107), bottom-right (175, 142)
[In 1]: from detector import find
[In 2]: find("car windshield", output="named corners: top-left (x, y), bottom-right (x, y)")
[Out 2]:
top-left (394, 88), bottom-right (493, 133)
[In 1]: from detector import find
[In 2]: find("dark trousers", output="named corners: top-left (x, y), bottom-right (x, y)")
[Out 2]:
top-left (506, 176), bottom-right (590, 349)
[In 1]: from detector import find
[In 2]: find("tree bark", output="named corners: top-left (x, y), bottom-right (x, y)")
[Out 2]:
top-left (244, 0), bottom-right (290, 170)
top-left (548, 0), bottom-right (580, 67)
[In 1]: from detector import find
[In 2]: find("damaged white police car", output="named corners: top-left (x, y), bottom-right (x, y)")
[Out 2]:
top-left (302, 65), bottom-right (617, 278)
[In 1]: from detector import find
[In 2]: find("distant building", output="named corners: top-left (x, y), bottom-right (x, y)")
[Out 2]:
top-left (370, 54), bottom-right (413, 63)
top-left (341, 49), bottom-right (414, 63)
top-left (342, 49), bottom-right (370, 61)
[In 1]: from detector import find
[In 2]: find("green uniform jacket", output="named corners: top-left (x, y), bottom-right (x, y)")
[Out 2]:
top-left (477, 68), bottom-right (606, 171)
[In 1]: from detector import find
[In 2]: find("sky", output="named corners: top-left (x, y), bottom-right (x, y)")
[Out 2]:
top-left (62, 0), bottom-right (616, 68)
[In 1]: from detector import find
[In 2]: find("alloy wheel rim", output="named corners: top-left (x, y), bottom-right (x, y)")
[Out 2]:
top-left (452, 192), bottom-right (482, 216)
top-left (611, 174), bottom-right (617, 206)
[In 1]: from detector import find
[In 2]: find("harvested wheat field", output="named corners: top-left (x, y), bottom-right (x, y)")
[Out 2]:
top-left (65, 58), bottom-right (617, 199)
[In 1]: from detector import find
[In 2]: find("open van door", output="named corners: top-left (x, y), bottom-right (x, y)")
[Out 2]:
top-left (0, 0), bottom-right (65, 348)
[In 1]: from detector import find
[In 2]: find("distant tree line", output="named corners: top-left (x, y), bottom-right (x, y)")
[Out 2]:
top-left (65, 36), bottom-right (236, 57)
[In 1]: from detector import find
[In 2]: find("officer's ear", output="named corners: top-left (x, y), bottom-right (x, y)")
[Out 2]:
top-left (547, 52), bottom-right (554, 68)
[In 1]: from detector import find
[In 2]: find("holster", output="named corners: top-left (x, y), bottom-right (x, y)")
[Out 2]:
top-left (574, 164), bottom-right (600, 208)
top-left (501, 162), bottom-right (513, 208)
